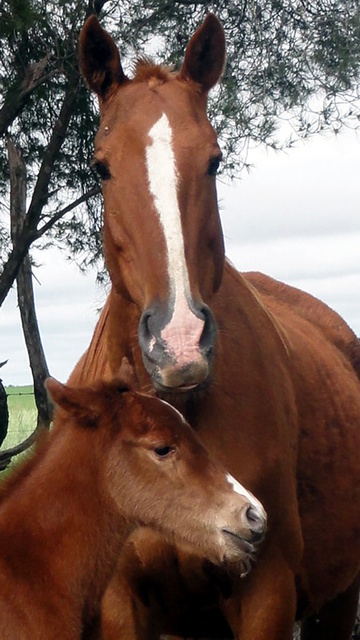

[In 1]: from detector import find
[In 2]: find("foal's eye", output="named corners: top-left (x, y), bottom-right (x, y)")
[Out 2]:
top-left (153, 445), bottom-right (176, 459)
top-left (91, 158), bottom-right (111, 180)
top-left (207, 154), bottom-right (222, 176)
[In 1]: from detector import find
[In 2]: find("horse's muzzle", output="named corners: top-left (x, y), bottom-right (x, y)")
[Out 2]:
top-left (138, 302), bottom-right (217, 391)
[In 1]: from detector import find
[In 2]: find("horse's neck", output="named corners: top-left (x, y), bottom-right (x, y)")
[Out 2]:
top-left (0, 428), bottom-right (125, 628)
top-left (69, 287), bottom-right (149, 386)
top-left (107, 289), bottom-right (154, 388)
top-left (68, 295), bottom-right (113, 385)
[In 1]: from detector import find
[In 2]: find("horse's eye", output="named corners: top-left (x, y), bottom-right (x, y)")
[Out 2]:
top-left (207, 154), bottom-right (222, 176)
top-left (153, 445), bottom-right (176, 459)
top-left (91, 158), bottom-right (111, 180)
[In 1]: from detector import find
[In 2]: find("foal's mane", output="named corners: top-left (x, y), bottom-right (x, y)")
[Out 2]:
top-left (0, 378), bottom-right (135, 503)
top-left (0, 430), bottom-right (51, 501)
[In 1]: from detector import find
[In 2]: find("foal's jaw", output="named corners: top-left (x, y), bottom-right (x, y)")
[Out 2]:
top-left (213, 475), bottom-right (267, 570)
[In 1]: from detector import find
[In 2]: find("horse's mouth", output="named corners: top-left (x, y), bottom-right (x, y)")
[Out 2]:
top-left (155, 381), bottom-right (201, 394)
top-left (141, 347), bottom-right (212, 390)
top-left (154, 375), bottom-right (211, 397)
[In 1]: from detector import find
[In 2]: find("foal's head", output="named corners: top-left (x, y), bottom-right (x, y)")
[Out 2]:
top-left (47, 378), bottom-right (266, 569)
top-left (79, 14), bottom-right (226, 393)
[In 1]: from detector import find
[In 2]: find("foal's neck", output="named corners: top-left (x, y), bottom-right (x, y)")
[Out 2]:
top-left (0, 426), bottom-right (128, 631)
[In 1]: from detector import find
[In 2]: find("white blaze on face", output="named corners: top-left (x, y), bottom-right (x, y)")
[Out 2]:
top-left (226, 473), bottom-right (267, 521)
top-left (146, 113), bottom-right (204, 366)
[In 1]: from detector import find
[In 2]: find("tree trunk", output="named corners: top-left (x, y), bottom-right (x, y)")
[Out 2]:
top-left (0, 68), bottom-right (81, 308)
top-left (7, 137), bottom-right (52, 429)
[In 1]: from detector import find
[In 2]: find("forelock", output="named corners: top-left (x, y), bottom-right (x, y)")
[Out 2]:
top-left (133, 57), bottom-right (172, 86)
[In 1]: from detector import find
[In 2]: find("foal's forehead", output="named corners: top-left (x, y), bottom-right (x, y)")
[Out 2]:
top-left (137, 391), bottom-right (187, 424)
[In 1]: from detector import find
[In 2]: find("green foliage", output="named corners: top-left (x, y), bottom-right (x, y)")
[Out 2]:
top-left (102, 0), bottom-right (360, 173)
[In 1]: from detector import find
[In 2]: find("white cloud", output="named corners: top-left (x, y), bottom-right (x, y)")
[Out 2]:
top-left (0, 257), bottom-right (103, 386)
top-left (218, 128), bottom-right (360, 336)
top-left (219, 129), bottom-right (360, 241)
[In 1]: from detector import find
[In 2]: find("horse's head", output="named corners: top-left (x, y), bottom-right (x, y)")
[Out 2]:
top-left (79, 14), bottom-right (226, 393)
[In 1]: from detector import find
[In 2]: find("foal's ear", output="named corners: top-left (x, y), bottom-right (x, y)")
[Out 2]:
top-left (79, 15), bottom-right (128, 102)
top-left (46, 378), bottom-right (99, 426)
top-left (118, 357), bottom-right (140, 390)
top-left (180, 14), bottom-right (225, 94)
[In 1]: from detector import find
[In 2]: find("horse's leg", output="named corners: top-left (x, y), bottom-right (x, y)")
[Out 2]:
top-left (300, 574), bottom-right (360, 640)
top-left (220, 553), bottom-right (297, 640)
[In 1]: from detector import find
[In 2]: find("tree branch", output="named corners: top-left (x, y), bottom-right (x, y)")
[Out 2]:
top-left (0, 185), bottom-right (100, 307)
top-left (36, 185), bottom-right (101, 238)
top-left (0, 423), bottom-right (45, 471)
top-left (0, 54), bottom-right (54, 136)
top-left (25, 71), bottom-right (81, 230)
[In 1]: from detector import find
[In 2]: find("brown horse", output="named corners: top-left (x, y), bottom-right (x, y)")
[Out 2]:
top-left (73, 13), bottom-right (360, 640)
top-left (0, 374), bottom-right (266, 639)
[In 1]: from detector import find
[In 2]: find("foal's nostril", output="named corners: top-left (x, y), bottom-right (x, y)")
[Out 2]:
top-left (246, 505), bottom-right (266, 541)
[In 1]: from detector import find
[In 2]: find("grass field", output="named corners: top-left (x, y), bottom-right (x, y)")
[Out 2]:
top-left (2, 385), bottom-right (37, 450)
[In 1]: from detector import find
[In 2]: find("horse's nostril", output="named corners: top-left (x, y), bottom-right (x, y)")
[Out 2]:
top-left (138, 310), bottom-right (154, 348)
top-left (198, 304), bottom-right (217, 354)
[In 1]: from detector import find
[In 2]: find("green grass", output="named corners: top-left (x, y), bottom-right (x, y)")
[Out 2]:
top-left (2, 386), bottom-right (37, 450)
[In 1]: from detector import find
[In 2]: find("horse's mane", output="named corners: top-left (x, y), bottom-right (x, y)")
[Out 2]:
top-left (235, 268), bottom-right (291, 357)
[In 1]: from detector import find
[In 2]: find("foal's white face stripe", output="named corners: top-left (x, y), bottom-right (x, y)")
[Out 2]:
top-left (226, 473), bottom-right (266, 519)
top-left (157, 396), bottom-right (187, 423)
top-left (146, 114), bottom-right (205, 364)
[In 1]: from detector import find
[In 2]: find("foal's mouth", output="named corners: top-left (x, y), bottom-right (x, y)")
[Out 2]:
top-left (220, 529), bottom-right (261, 577)
top-left (221, 529), bottom-right (257, 556)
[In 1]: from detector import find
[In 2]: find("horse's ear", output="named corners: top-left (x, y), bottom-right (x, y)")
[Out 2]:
top-left (79, 15), bottom-right (128, 101)
top-left (180, 14), bottom-right (225, 94)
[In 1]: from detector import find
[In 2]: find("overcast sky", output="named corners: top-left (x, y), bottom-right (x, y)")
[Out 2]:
top-left (1, 127), bottom-right (360, 386)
